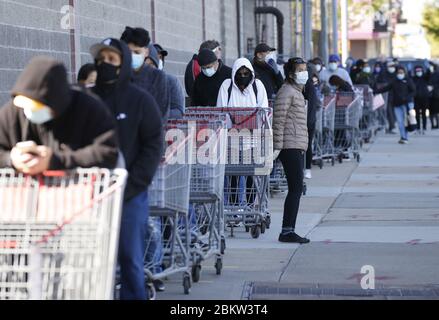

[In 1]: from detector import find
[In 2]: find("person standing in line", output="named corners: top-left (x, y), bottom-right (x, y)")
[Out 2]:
top-left (272, 57), bottom-right (310, 244)
top-left (91, 38), bottom-right (163, 300)
top-left (412, 65), bottom-right (430, 133)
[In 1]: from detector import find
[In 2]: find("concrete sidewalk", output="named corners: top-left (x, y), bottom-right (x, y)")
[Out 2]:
top-left (158, 129), bottom-right (439, 300)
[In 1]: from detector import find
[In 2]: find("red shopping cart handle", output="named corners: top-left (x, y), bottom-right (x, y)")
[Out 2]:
top-left (0, 241), bottom-right (17, 249)
top-left (42, 171), bottom-right (67, 177)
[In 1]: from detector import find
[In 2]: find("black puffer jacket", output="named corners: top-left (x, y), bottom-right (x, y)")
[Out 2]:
top-left (252, 58), bottom-right (284, 100)
top-left (412, 75), bottom-right (431, 105)
top-left (93, 39), bottom-right (163, 201)
top-left (0, 56), bottom-right (119, 170)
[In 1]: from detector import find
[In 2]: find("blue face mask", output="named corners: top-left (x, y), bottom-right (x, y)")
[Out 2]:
top-left (132, 53), bottom-right (145, 70)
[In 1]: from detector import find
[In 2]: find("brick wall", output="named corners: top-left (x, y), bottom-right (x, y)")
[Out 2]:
top-left (0, 0), bottom-right (293, 106)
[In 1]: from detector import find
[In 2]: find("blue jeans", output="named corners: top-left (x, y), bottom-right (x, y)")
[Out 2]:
top-left (144, 217), bottom-right (163, 275)
top-left (394, 105), bottom-right (408, 140)
top-left (118, 190), bottom-right (149, 300)
top-left (224, 176), bottom-right (246, 206)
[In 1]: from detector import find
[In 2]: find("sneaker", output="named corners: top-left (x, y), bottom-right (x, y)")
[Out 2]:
top-left (304, 170), bottom-right (312, 180)
top-left (387, 129), bottom-right (397, 135)
top-left (279, 232), bottom-right (310, 244)
top-left (153, 279), bottom-right (165, 292)
top-left (401, 139), bottom-right (409, 144)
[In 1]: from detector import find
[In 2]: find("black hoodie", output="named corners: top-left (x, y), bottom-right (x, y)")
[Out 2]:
top-left (0, 56), bottom-right (119, 170)
top-left (93, 39), bottom-right (163, 201)
top-left (191, 61), bottom-right (232, 107)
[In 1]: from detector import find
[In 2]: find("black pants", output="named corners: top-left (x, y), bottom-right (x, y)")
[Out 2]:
top-left (279, 149), bottom-right (304, 229)
top-left (415, 107), bottom-right (427, 130)
top-left (306, 125), bottom-right (315, 170)
top-left (387, 102), bottom-right (396, 131)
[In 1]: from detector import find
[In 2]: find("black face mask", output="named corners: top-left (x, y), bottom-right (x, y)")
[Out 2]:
top-left (235, 73), bottom-right (253, 90)
top-left (96, 62), bottom-right (120, 85)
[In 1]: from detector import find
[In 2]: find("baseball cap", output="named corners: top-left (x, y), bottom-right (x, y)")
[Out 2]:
top-left (90, 38), bottom-right (123, 59)
top-left (154, 44), bottom-right (168, 57)
top-left (255, 43), bottom-right (276, 55)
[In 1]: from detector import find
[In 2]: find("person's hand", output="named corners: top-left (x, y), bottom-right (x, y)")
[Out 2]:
top-left (10, 144), bottom-right (52, 175)
top-left (273, 150), bottom-right (281, 161)
top-left (10, 147), bottom-right (37, 172)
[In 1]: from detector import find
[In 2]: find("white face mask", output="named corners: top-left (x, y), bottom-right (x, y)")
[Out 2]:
top-left (388, 67), bottom-right (396, 74)
top-left (416, 71), bottom-right (423, 77)
top-left (265, 52), bottom-right (276, 63)
top-left (158, 59), bottom-right (164, 71)
top-left (315, 64), bottom-right (322, 72)
top-left (396, 73), bottom-right (405, 80)
top-left (363, 67), bottom-right (371, 74)
top-left (328, 63), bottom-right (338, 71)
top-left (295, 71), bottom-right (309, 85)
top-left (24, 106), bottom-right (53, 124)
top-left (202, 67), bottom-right (217, 78)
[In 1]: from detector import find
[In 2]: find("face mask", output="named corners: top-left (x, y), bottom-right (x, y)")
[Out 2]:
top-left (158, 59), bottom-right (164, 71)
top-left (329, 63), bottom-right (338, 71)
top-left (235, 73), bottom-right (253, 90)
top-left (85, 83), bottom-right (95, 89)
top-left (375, 67), bottom-right (381, 73)
top-left (295, 71), bottom-right (309, 85)
top-left (416, 71), bottom-right (423, 77)
top-left (265, 53), bottom-right (276, 63)
top-left (131, 53), bottom-right (145, 70)
top-left (315, 64), bottom-right (322, 72)
top-left (363, 67), bottom-right (371, 74)
top-left (23, 106), bottom-right (53, 124)
top-left (13, 96), bottom-right (54, 124)
top-left (430, 66), bottom-right (435, 73)
top-left (388, 67), bottom-right (396, 74)
top-left (202, 67), bottom-right (217, 78)
top-left (396, 73), bottom-right (405, 80)
top-left (96, 62), bottom-right (120, 85)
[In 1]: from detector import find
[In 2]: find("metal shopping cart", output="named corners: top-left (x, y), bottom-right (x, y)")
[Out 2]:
top-left (312, 105), bottom-right (324, 169)
top-left (146, 129), bottom-right (193, 297)
top-left (186, 107), bottom-right (273, 239)
top-left (355, 85), bottom-right (378, 143)
top-left (0, 168), bottom-right (127, 300)
top-left (322, 94), bottom-right (336, 166)
top-left (334, 92), bottom-right (363, 163)
top-left (172, 117), bottom-right (227, 283)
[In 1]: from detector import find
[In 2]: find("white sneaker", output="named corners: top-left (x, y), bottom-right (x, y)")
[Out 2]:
top-left (304, 170), bottom-right (312, 179)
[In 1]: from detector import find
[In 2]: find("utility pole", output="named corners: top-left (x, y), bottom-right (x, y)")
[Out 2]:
top-left (302, 0), bottom-right (313, 60)
top-left (340, 0), bottom-right (348, 65)
top-left (332, 0), bottom-right (339, 55)
top-left (295, 0), bottom-right (301, 57)
top-left (320, 0), bottom-right (329, 63)
top-left (389, 0), bottom-right (394, 57)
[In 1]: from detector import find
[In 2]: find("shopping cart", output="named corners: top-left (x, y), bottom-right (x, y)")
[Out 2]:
top-left (312, 105), bottom-right (324, 169)
top-left (0, 168), bottom-right (127, 300)
top-left (334, 92), bottom-right (363, 163)
top-left (173, 117), bottom-right (227, 283)
top-left (322, 94), bottom-right (336, 166)
top-left (355, 85), bottom-right (378, 143)
top-left (186, 107), bottom-right (273, 239)
top-left (146, 129), bottom-right (193, 297)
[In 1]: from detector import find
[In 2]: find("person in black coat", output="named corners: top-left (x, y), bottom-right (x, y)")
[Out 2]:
top-left (329, 75), bottom-right (353, 92)
top-left (0, 56), bottom-right (119, 173)
top-left (191, 49), bottom-right (232, 107)
top-left (412, 65), bottom-right (430, 132)
top-left (303, 62), bottom-right (321, 179)
top-left (375, 66), bottom-right (416, 144)
top-left (91, 38), bottom-right (163, 300)
top-left (376, 60), bottom-right (398, 133)
top-left (252, 43), bottom-right (284, 101)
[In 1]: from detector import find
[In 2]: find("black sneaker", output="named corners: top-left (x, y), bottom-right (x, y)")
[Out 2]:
top-left (153, 279), bottom-right (166, 292)
top-left (279, 233), bottom-right (310, 244)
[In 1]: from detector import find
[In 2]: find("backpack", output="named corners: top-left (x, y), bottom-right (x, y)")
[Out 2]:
top-left (227, 81), bottom-right (259, 105)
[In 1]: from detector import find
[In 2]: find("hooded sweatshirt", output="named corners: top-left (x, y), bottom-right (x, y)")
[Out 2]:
top-left (0, 56), bottom-right (119, 170)
top-left (93, 39), bottom-right (163, 201)
top-left (130, 43), bottom-right (170, 122)
top-left (191, 60), bottom-right (232, 107)
top-left (216, 58), bottom-right (269, 108)
top-left (146, 44), bottom-right (185, 119)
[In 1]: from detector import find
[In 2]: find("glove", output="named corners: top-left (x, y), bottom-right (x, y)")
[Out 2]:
top-left (273, 150), bottom-right (281, 161)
